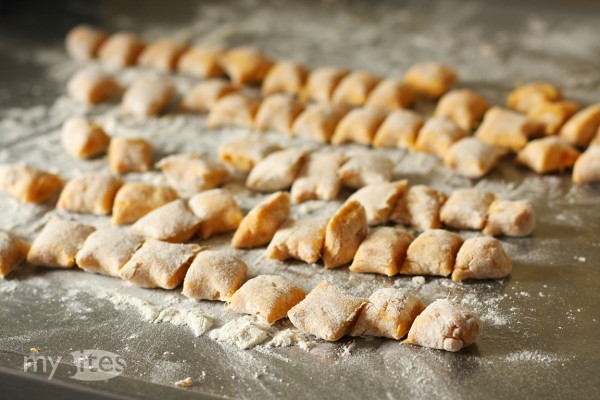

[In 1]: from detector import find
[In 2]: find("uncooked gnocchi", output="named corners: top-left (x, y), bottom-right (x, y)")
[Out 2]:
top-left (434, 89), bottom-right (490, 131)
top-left (98, 31), bottom-right (145, 68)
top-left (349, 227), bottom-right (413, 276)
top-left (108, 137), bottom-right (153, 174)
top-left (452, 236), bottom-right (512, 281)
top-left (67, 68), bottom-right (120, 105)
top-left (475, 107), bottom-right (542, 152)
top-left (322, 200), bottom-right (368, 269)
top-left (65, 24), bottom-right (107, 61)
top-left (365, 79), bottom-right (416, 111)
top-left (218, 137), bottom-right (281, 173)
top-left (301, 67), bottom-right (348, 103)
top-left (262, 61), bottom-right (308, 96)
top-left (0, 232), bottom-right (30, 278)
top-left (137, 39), bottom-right (188, 72)
top-left (61, 117), bottom-right (111, 159)
top-left (188, 189), bottom-right (244, 240)
top-left (373, 109), bottom-right (424, 149)
top-left (266, 217), bottom-right (329, 264)
top-left (331, 108), bottom-right (387, 146)
top-left (122, 77), bottom-right (175, 117)
top-left (57, 174), bottom-right (122, 215)
top-left (332, 71), bottom-right (380, 107)
top-left (207, 93), bottom-right (260, 129)
top-left (76, 228), bottom-right (143, 277)
top-left (0, 165), bottom-right (63, 203)
top-left (246, 148), bottom-right (307, 192)
top-left (292, 104), bottom-right (348, 143)
top-left (390, 185), bottom-right (447, 231)
top-left (482, 199), bottom-right (536, 237)
top-left (131, 199), bottom-right (201, 243)
top-left (440, 188), bottom-right (496, 230)
top-left (338, 151), bottom-right (393, 189)
top-left (403, 62), bottom-right (457, 99)
top-left (444, 137), bottom-right (505, 179)
top-left (290, 152), bottom-right (345, 203)
top-left (112, 182), bottom-right (178, 225)
top-left (218, 47), bottom-right (273, 85)
top-left (400, 229), bottom-right (463, 277)
top-left (254, 94), bottom-right (304, 133)
top-left (414, 117), bottom-right (468, 158)
top-left (180, 79), bottom-right (237, 113)
top-left (346, 180), bottom-right (408, 225)
top-left (516, 136), bottom-right (580, 174)
top-left (156, 153), bottom-right (229, 195)
top-left (182, 250), bottom-right (247, 301)
top-left (177, 46), bottom-right (225, 79)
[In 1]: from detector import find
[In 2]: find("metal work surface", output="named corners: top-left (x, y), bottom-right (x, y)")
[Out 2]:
top-left (1, 1), bottom-right (599, 399)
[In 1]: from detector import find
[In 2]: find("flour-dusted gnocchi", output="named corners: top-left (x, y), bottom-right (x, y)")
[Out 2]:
top-left (349, 227), bottom-right (414, 276)
top-left (262, 61), bottom-right (308, 96)
top-left (218, 137), bottom-right (281, 173)
top-left (0, 232), bottom-right (30, 278)
top-left (440, 188), bottom-right (496, 230)
top-left (156, 153), bottom-right (229, 195)
top-left (76, 228), bottom-right (144, 277)
top-left (350, 289), bottom-right (424, 340)
top-left (227, 275), bottom-right (307, 324)
top-left (373, 109), bottom-right (424, 149)
top-left (108, 137), bottom-right (153, 174)
top-left (475, 107), bottom-right (543, 152)
top-left (403, 62), bottom-right (457, 99)
top-left (331, 108), bottom-right (387, 146)
top-left (254, 94), bottom-right (304, 133)
top-left (560, 104), bottom-right (600, 148)
top-left (444, 137), bottom-right (505, 179)
top-left (182, 250), bottom-right (248, 301)
top-left (188, 189), bottom-right (244, 240)
top-left (137, 39), bottom-right (188, 72)
top-left (266, 217), bottom-right (329, 264)
top-left (400, 229), bottom-right (463, 277)
top-left (332, 71), bottom-right (381, 107)
top-left (347, 180), bottom-right (408, 225)
top-left (507, 82), bottom-right (562, 113)
top-left (65, 24), bottom-right (107, 61)
top-left (57, 174), bottom-right (122, 215)
top-left (528, 101), bottom-right (578, 136)
top-left (338, 150), bottom-right (393, 189)
top-left (119, 239), bottom-right (199, 289)
top-left (301, 66), bottom-right (348, 103)
top-left (207, 93), bottom-right (260, 129)
top-left (61, 117), bottom-right (110, 159)
top-left (323, 200), bottom-right (368, 269)
top-left (231, 192), bottom-right (290, 249)
top-left (67, 68), bottom-right (120, 105)
top-left (404, 299), bottom-right (481, 352)
top-left (131, 199), bottom-right (201, 243)
top-left (435, 89), bottom-right (490, 131)
top-left (290, 152), bottom-right (345, 203)
top-left (288, 280), bottom-right (366, 341)
top-left (177, 46), bottom-right (225, 79)
top-left (414, 117), bottom-right (468, 158)
top-left (112, 182), bottom-right (178, 225)
top-left (218, 47), bottom-right (273, 85)
top-left (573, 146), bottom-right (600, 184)
top-left (390, 185), bottom-right (447, 231)
top-left (516, 136), bottom-right (580, 174)
top-left (121, 76), bottom-right (175, 117)
top-left (246, 148), bottom-right (308, 192)
top-left (292, 104), bottom-right (348, 143)
top-left (98, 31), bottom-right (145, 68)
top-left (365, 79), bottom-right (416, 111)
top-left (180, 79), bottom-right (237, 113)
top-left (0, 165), bottom-right (63, 203)
top-left (27, 217), bottom-right (95, 268)
top-left (482, 199), bottom-right (536, 237)
top-left (452, 236), bottom-right (512, 281)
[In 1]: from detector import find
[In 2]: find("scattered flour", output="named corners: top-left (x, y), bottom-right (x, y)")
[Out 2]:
top-left (267, 329), bottom-right (315, 351)
top-left (209, 316), bottom-right (272, 349)
top-left (108, 293), bottom-right (161, 322)
top-left (154, 308), bottom-right (214, 337)
top-left (174, 377), bottom-right (194, 388)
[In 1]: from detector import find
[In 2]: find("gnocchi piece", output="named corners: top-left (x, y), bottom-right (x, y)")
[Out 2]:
top-left (227, 275), bottom-right (306, 324)
top-left (65, 24), bottom-right (107, 61)
top-left (573, 146), bottom-right (600, 184)
top-left (414, 117), bottom-right (468, 158)
top-left (67, 68), bottom-right (120, 104)
top-left (231, 192), bottom-right (290, 249)
top-left (131, 199), bottom-right (201, 243)
top-left (182, 250), bottom-right (248, 301)
top-left (559, 104), bottom-right (600, 148)
top-left (404, 299), bottom-right (481, 352)
top-left (121, 77), bottom-right (175, 117)
top-left (301, 66), bottom-right (348, 103)
top-left (290, 152), bottom-right (345, 203)
top-left (507, 82), bottom-right (562, 113)
top-left (373, 109), bottom-right (424, 149)
top-left (400, 229), bottom-right (463, 277)
top-left (347, 180), bottom-right (408, 225)
top-left (254, 94), bottom-right (304, 133)
top-left (323, 200), bottom-right (368, 269)
top-left (452, 236), bottom-right (512, 281)
top-left (350, 289), bottom-right (424, 340)
top-left (137, 39), bottom-right (188, 72)
top-left (262, 61), bottom-right (308, 96)
top-left (0, 165), bottom-right (63, 203)
top-left (390, 185), bottom-right (447, 231)
top-left (330, 108), bottom-right (387, 146)
top-left (482, 199), bottom-right (536, 237)
top-left (207, 93), bottom-right (260, 129)
top-left (339, 151), bottom-right (393, 189)
top-left (332, 71), bottom-right (381, 107)
top-left (177, 46), bottom-right (225, 78)
top-left (119, 239), bottom-right (199, 289)
top-left (349, 227), bottom-right (414, 276)
top-left (61, 117), bottom-right (110, 159)
top-left (365, 79), bottom-right (416, 111)
top-left (156, 153), bottom-right (229, 195)
top-left (188, 189), bottom-right (243, 239)
top-left (516, 136), bottom-right (580, 174)
top-left (57, 174), bottom-right (122, 215)
top-left (218, 47), bottom-right (273, 85)
top-left (108, 137), bottom-right (153, 174)
top-left (444, 137), bottom-right (505, 178)
top-left (475, 107), bottom-right (543, 152)
top-left (528, 101), bottom-right (578, 136)
top-left (76, 228), bottom-right (144, 277)
top-left (0, 232), bottom-right (30, 278)
top-left (266, 217), bottom-right (329, 264)
top-left (434, 89), bottom-right (490, 131)
top-left (98, 32), bottom-right (145, 68)
top-left (180, 79), bottom-right (237, 113)
top-left (218, 138), bottom-right (280, 173)
top-left (112, 182), bottom-right (178, 225)
top-left (288, 280), bottom-right (366, 341)
top-left (403, 62), bottom-right (457, 99)
top-left (291, 104), bottom-right (348, 143)
top-left (246, 148), bottom-right (308, 192)
top-left (440, 188), bottom-right (496, 230)
top-left (27, 217), bottom-right (95, 268)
